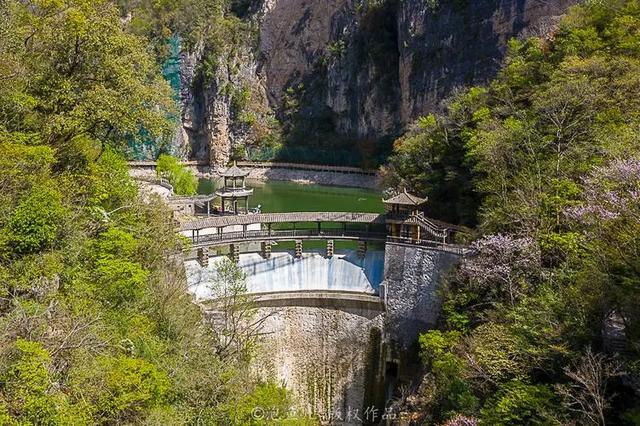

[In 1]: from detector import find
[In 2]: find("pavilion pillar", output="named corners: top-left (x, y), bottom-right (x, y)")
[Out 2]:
top-left (357, 241), bottom-right (367, 259)
top-left (342, 222), bottom-right (346, 235)
top-left (242, 225), bottom-right (247, 238)
top-left (317, 221), bottom-right (321, 235)
top-left (267, 223), bottom-right (272, 236)
top-left (245, 197), bottom-right (249, 214)
top-left (326, 240), bottom-right (334, 258)
top-left (261, 241), bottom-right (272, 259)
top-left (197, 247), bottom-right (209, 268)
top-left (410, 225), bottom-right (420, 241)
top-left (294, 240), bottom-right (303, 259)
top-left (229, 244), bottom-right (240, 263)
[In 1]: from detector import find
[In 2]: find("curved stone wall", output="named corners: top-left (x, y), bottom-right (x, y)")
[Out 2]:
top-left (185, 244), bottom-right (464, 420)
top-left (252, 302), bottom-right (385, 422)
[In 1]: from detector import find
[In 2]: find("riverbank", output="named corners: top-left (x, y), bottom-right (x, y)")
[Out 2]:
top-left (244, 167), bottom-right (379, 189)
top-left (128, 162), bottom-right (380, 189)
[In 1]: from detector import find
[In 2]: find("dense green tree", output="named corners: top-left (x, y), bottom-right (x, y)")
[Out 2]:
top-left (156, 153), bottom-right (198, 195)
top-left (0, 1), bottom-right (298, 424)
top-left (393, 1), bottom-right (640, 424)
top-left (0, 0), bottom-right (175, 150)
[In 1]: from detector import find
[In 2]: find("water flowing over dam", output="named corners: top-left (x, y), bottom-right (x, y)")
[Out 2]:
top-left (186, 249), bottom-right (385, 300)
top-left (179, 176), bottom-right (466, 421)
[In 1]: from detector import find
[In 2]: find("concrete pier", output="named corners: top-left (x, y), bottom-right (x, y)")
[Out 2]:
top-left (229, 244), bottom-right (240, 263)
top-left (196, 247), bottom-right (208, 267)
top-left (357, 240), bottom-right (368, 259)
top-left (326, 240), bottom-right (334, 258)
top-left (260, 241), bottom-right (272, 259)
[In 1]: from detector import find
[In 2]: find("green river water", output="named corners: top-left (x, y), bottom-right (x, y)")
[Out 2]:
top-left (197, 179), bottom-right (384, 250)
top-left (197, 179), bottom-right (384, 213)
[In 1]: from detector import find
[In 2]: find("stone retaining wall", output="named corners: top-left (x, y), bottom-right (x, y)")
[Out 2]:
top-left (252, 304), bottom-right (385, 423)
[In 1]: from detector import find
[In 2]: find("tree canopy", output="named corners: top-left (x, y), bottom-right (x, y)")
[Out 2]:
top-left (387, 1), bottom-right (640, 424)
top-left (0, 0), bottom-right (295, 423)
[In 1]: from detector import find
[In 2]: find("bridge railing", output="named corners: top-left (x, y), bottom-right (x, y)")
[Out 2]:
top-left (190, 229), bottom-right (388, 246)
top-left (386, 236), bottom-right (467, 255)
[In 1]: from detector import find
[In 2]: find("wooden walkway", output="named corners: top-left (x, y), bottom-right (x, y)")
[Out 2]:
top-left (189, 229), bottom-right (388, 247)
top-left (236, 161), bottom-right (376, 175)
top-left (128, 160), bottom-right (207, 167)
top-left (179, 212), bottom-right (386, 232)
top-left (128, 160), bottom-right (376, 175)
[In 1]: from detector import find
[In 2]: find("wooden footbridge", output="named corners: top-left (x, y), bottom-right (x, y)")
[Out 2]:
top-left (181, 212), bottom-right (389, 249)
top-left (179, 210), bottom-right (466, 266)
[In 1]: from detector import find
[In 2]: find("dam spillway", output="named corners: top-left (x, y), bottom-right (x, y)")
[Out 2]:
top-left (185, 249), bottom-right (385, 300)
top-left (177, 172), bottom-right (466, 421)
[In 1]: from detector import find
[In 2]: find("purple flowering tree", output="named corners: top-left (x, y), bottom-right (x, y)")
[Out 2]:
top-left (457, 234), bottom-right (542, 307)
top-left (566, 158), bottom-right (640, 341)
top-left (442, 414), bottom-right (479, 426)
top-left (567, 159), bottom-right (640, 226)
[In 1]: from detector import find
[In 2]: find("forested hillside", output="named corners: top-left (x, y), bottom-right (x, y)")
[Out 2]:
top-left (0, 0), bottom-right (293, 423)
top-left (386, 1), bottom-right (640, 424)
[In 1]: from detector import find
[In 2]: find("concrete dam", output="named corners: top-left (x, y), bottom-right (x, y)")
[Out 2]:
top-left (178, 168), bottom-right (467, 422)
top-left (185, 243), bottom-right (462, 421)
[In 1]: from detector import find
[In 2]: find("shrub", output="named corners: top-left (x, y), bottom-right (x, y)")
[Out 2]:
top-left (3, 185), bottom-right (67, 256)
top-left (156, 154), bottom-right (197, 195)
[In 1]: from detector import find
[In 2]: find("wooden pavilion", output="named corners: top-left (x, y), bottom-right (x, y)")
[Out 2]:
top-left (215, 162), bottom-right (254, 214)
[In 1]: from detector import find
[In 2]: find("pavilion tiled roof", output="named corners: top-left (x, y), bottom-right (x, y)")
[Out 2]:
top-left (383, 189), bottom-right (427, 206)
top-left (221, 162), bottom-right (249, 177)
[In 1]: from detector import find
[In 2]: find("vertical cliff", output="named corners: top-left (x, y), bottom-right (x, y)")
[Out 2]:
top-left (397, 0), bottom-right (578, 123)
top-left (177, 0), bottom-right (578, 165)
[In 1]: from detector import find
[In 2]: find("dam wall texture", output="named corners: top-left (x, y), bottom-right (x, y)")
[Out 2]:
top-left (253, 299), bottom-right (385, 423)
top-left (186, 244), bottom-right (463, 422)
top-left (382, 243), bottom-right (461, 349)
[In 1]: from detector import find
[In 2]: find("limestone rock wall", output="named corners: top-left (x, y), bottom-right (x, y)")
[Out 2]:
top-left (397, 0), bottom-right (578, 122)
top-left (175, 0), bottom-right (577, 164)
top-left (178, 37), bottom-right (272, 165)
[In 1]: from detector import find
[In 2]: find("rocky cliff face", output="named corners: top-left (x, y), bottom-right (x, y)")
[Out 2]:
top-left (397, 0), bottom-right (578, 123)
top-left (177, 0), bottom-right (577, 166)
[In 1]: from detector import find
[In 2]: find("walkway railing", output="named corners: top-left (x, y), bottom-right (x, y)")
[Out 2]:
top-left (386, 236), bottom-right (467, 255)
top-left (412, 214), bottom-right (449, 240)
top-left (387, 212), bottom-right (450, 241)
top-left (236, 161), bottom-right (376, 175)
top-left (189, 229), bottom-right (388, 247)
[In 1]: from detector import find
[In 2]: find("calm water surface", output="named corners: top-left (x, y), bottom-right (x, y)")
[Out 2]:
top-left (197, 179), bottom-right (384, 250)
top-left (197, 178), bottom-right (384, 213)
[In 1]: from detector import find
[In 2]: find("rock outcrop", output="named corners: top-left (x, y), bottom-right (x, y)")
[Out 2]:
top-left (177, 0), bottom-right (578, 165)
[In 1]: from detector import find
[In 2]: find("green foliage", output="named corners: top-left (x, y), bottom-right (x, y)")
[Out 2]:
top-left (0, 339), bottom-right (89, 424)
top-left (225, 382), bottom-right (296, 425)
top-left (0, 2), bottom-right (293, 424)
top-left (74, 355), bottom-right (170, 422)
top-left (156, 153), bottom-right (197, 195)
top-left (480, 381), bottom-right (559, 425)
top-left (93, 228), bottom-right (148, 307)
top-left (88, 147), bottom-right (138, 211)
top-left (402, 1), bottom-right (640, 423)
top-left (2, 184), bottom-right (67, 256)
top-left (0, 0), bottom-right (176, 149)
top-left (419, 331), bottom-right (479, 420)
